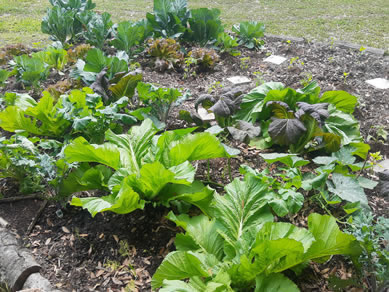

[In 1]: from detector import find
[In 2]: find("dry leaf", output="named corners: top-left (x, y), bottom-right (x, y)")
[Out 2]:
top-left (45, 238), bottom-right (51, 245)
top-left (113, 235), bottom-right (119, 243)
top-left (95, 270), bottom-right (105, 278)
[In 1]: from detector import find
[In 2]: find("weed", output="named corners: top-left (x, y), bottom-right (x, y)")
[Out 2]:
top-left (299, 71), bottom-right (313, 87)
top-left (207, 81), bottom-right (223, 94)
top-left (239, 56), bottom-right (250, 70)
top-left (252, 71), bottom-right (265, 86)
top-left (342, 72), bottom-right (350, 84)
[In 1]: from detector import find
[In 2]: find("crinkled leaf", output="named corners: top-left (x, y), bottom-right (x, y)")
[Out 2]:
top-left (327, 173), bottom-right (368, 205)
top-left (268, 116), bottom-right (306, 146)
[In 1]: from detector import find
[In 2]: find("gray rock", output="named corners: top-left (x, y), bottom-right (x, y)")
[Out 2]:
top-left (378, 170), bottom-right (389, 197)
top-left (23, 273), bottom-right (61, 292)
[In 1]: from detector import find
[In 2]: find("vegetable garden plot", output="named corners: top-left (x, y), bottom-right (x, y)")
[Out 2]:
top-left (0, 0), bottom-right (388, 291)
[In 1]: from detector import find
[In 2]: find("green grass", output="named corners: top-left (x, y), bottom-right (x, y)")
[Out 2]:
top-left (0, 0), bottom-right (388, 49)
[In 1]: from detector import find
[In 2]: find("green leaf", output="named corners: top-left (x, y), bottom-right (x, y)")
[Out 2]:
top-left (304, 213), bottom-right (361, 261)
top-left (109, 72), bottom-right (142, 99)
top-left (111, 21), bottom-right (145, 54)
top-left (64, 136), bottom-right (121, 170)
top-left (255, 273), bottom-right (300, 292)
top-left (151, 251), bottom-right (210, 289)
top-left (83, 48), bottom-right (109, 73)
top-left (326, 173), bottom-right (368, 205)
top-left (213, 174), bottom-right (274, 256)
top-left (259, 153), bottom-right (310, 168)
top-left (266, 189), bottom-right (304, 216)
top-left (126, 161), bottom-right (192, 200)
top-left (70, 176), bottom-right (144, 217)
top-left (320, 91), bottom-right (357, 114)
top-left (161, 181), bottom-right (216, 216)
top-left (168, 132), bottom-right (235, 166)
top-left (167, 212), bottom-right (224, 260)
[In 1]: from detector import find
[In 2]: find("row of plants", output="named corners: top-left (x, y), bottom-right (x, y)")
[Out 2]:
top-left (0, 0), bottom-right (387, 291)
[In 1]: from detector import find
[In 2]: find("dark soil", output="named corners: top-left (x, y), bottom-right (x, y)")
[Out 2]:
top-left (0, 36), bottom-right (388, 291)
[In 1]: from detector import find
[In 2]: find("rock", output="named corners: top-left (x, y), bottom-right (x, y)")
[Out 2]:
top-left (373, 159), bottom-right (389, 174)
top-left (264, 55), bottom-right (287, 65)
top-left (377, 170), bottom-right (389, 197)
top-left (227, 76), bottom-right (251, 85)
top-left (365, 78), bottom-right (389, 89)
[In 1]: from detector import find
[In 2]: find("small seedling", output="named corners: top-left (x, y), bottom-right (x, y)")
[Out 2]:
top-left (239, 57), bottom-right (250, 70)
top-left (253, 71), bottom-right (265, 86)
top-left (286, 40), bottom-right (291, 44)
top-left (299, 72), bottom-right (313, 87)
top-left (359, 46), bottom-right (366, 53)
top-left (342, 72), bottom-right (350, 84)
top-left (207, 81), bottom-right (223, 94)
top-left (288, 56), bottom-right (304, 69)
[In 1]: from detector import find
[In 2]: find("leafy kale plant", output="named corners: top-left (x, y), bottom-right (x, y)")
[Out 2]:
top-left (11, 55), bottom-right (49, 87)
top-left (111, 21), bottom-right (146, 56)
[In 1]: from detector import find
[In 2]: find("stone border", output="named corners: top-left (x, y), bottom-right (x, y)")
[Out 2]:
top-left (264, 33), bottom-right (386, 57)
top-left (0, 217), bottom-right (59, 292)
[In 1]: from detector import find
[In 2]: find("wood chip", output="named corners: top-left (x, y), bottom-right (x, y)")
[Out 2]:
top-left (99, 233), bottom-right (104, 239)
top-left (113, 235), bottom-right (119, 243)
top-left (62, 226), bottom-right (70, 233)
top-left (111, 277), bottom-right (123, 285)
top-left (45, 238), bottom-right (51, 245)
top-left (95, 270), bottom-right (105, 278)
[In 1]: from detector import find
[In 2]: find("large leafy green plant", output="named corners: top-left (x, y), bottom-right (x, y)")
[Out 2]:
top-left (63, 118), bottom-right (237, 217)
top-left (0, 135), bottom-right (61, 194)
top-left (0, 70), bottom-right (10, 87)
top-left (232, 21), bottom-right (265, 49)
top-left (32, 47), bottom-right (69, 71)
top-left (111, 21), bottom-right (146, 56)
top-left (11, 55), bottom-right (49, 87)
top-left (152, 173), bottom-right (361, 291)
top-left (185, 8), bottom-right (224, 46)
top-left (136, 82), bottom-right (186, 124)
top-left (42, 0), bottom-right (96, 45)
top-left (236, 81), bottom-right (363, 154)
top-left (146, 0), bottom-right (190, 38)
top-left (0, 88), bottom-right (136, 140)
top-left (82, 12), bottom-right (113, 49)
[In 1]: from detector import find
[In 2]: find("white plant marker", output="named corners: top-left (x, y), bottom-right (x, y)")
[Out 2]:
top-left (227, 76), bottom-right (251, 85)
top-left (373, 159), bottom-right (389, 175)
top-left (365, 78), bottom-right (389, 89)
top-left (264, 55), bottom-right (287, 65)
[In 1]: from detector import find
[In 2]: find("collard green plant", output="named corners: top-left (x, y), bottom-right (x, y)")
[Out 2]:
top-left (232, 21), bottom-right (265, 49)
top-left (82, 12), bottom-right (113, 49)
top-left (136, 82), bottom-right (186, 124)
top-left (146, 0), bottom-right (190, 38)
top-left (185, 8), bottom-right (224, 46)
top-left (42, 0), bottom-right (97, 45)
top-left (152, 172), bottom-right (361, 291)
top-left (41, 6), bottom-right (76, 45)
top-left (111, 21), bottom-right (145, 56)
top-left (216, 32), bottom-right (240, 56)
top-left (63, 118), bottom-right (237, 216)
top-left (12, 55), bottom-right (49, 87)
top-left (32, 47), bottom-right (69, 71)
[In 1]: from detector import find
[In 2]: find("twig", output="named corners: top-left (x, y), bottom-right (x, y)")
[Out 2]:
top-left (356, 152), bottom-right (370, 179)
top-left (26, 200), bottom-right (48, 235)
top-left (0, 194), bottom-right (43, 204)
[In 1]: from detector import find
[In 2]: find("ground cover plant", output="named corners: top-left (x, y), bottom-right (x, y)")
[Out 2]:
top-left (0, 0), bottom-right (388, 291)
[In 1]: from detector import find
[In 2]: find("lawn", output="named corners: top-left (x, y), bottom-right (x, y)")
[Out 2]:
top-left (0, 0), bottom-right (388, 49)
